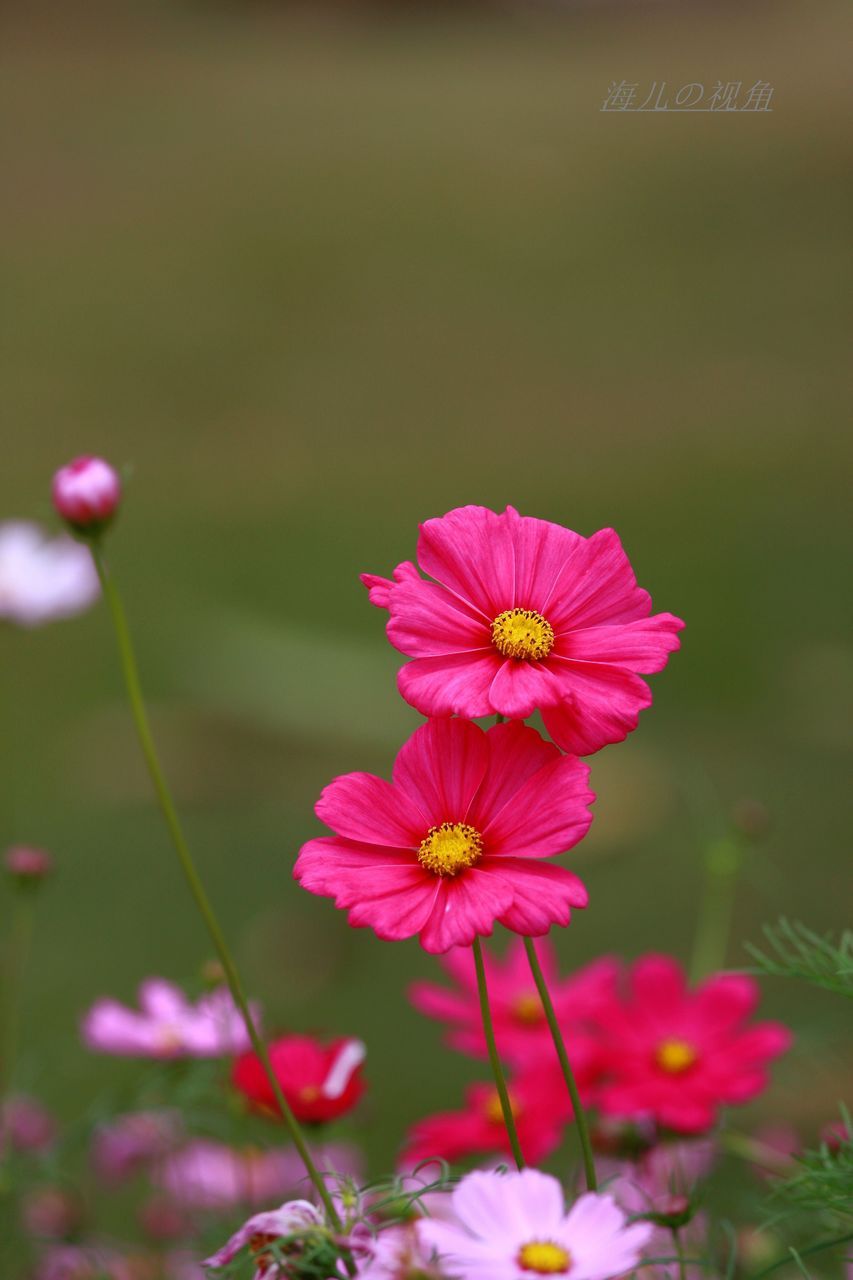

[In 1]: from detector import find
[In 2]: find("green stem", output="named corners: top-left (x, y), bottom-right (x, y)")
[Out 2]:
top-left (472, 936), bottom-right (525, 1170)
top-left (523, 936), bottom-right (597, 1191)
top-left (673, 1228), bottom-right (686, 1280)
top-left (748, 1231), bottom-right (853, 1280)
top-left (690, 836), bottom-right (741, 982)
top-left (90, 545), bottom-right (341, 1229)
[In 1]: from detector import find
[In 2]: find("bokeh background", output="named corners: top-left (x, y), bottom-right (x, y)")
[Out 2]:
top-left (2, 0), bottom-right (851, 1193)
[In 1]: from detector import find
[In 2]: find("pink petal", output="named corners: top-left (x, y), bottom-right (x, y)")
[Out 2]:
top-left (392, 718), bottom-right (489, 823)
top-left (693, 973), bottom-right (759, 1032)
top-left (489, 658), bottom-right (562, 718)
top-left (485, 859), bottom-right (589, 934)
top-left (504, 508), bottom-right (586, 615)
top-left (408, 980), bottom-right (474, 1024)
top-left (315, 773), bottom-right (425, 846)
top-left (558, 612), bottom-right (684, 673)
top-left (417, 505), bottom-right (516, 619)
top-left (386, 578), bottom-right (488, 656)
top-left (397, 651), bottom-right (500, 718)
top-left (470, 721), bottom-right (560, 826)
top-left (545, 528), bottom-right (651, 631)
top-left (418, 871), bottom-right (515, 954)
top-left (360, 561), bottom-right (419, 609)
top-left (542, 664), bottom-right (652, 756)
top-left (138, 980), bottom-right (189, 1021)
top-left (628, 954), bottom-right (687, 1013)
top-left (483, 755), bottom-right (594, 859)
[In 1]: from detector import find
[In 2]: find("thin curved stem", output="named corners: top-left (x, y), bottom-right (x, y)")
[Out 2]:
top-left (472, 936), bottom-right (525, 1170)
top-left (90, 545), bottom-right (341, 1229)
top-left (523, 936), bottom-right (597, 1191)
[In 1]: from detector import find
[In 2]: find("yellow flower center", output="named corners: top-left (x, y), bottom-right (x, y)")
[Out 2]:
top-left (656, 1038), bottom-right (698, 1074)
top-left (484, 1089), bottom-right (519, 1125)
top-left (513, 992), bottom-right (544, 1024)
top-left (518, 1242), bottom-right (572, 1274)
top-left (491, 608), bottom-right (555, 661)
top-left (299, 1084), bottom-right (321, 1103)
top-left (417, 822), bottom-right (483, 877)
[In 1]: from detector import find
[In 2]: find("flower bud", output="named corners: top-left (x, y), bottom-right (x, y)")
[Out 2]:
top-left (0, 1094), bottom-right (56, 1152)
top-left (4, 845), bottom-right (54, 887)
top-left (52, 456), bottom-right (121, 532)
top-left (22, 1186), bottom-right (84, 1239)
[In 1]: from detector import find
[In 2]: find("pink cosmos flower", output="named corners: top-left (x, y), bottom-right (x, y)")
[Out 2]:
top-left (295, 717), bottom-right (593, 955)
top-left (402, 1063), bottom-right (583, 1168)
top-left (357, 1224), bottom-right (445, 1280)
top-left (156, 1138), bottom-right (360, 1212)
top-left (410, 937), bottom-right (618, 1065)
top-left (0, 521), bottom-right (99, 627)
top-left (417, 1168), bottom-right (652, 1280)
top-left (362, 505), bottom-right (684, 756)
top-left (81, 978), bottom-right (256, 1058)
top-left (591, 955), bottom-right (792, 1133)
top-left (596, 1140), bottom-right (715, 1279)
top-left (4, 844), bottom-right (54, 883)
top-left (202, 1199), bottom-right (324, 1278)
top-left (91, 1109), bottom-right (183, 1182)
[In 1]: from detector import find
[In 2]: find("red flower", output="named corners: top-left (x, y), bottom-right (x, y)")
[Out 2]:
top-left (591, 955), bottom-right (792, 1134)
top-left (232, 1034), bottom-right (366, 1125)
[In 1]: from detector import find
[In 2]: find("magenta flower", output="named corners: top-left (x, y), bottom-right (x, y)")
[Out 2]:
top-left (591, 955), bottom-right (792, 1133)
top-left (362, 505), bottom-right (683, 755)
top-left (202, 1199), bottom-right (323, 1278)
top-left (410, 937), bottom-right (618, 1065)
top-left (417, 1168), bottom-right (652, 1280)
top-left (402, 1063), bottom-right (583, 1168)
top-left (295, 717), bottom-right (593, 954)
top-left (81, 978), bottom-right (257, 1059)
top-left (0, 521), bottom-right (99, 627)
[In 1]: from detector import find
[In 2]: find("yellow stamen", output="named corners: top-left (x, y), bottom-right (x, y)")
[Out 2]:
top-left (491, 608), bottom-right (555, 661)
top-left (299, 1084), bottom-right (321, 1103)
top-left (484, 1088), bottom-right (519, 1125)
top-left (518, 1242), bottom-right (572, 1274)
top-left (514, 992), bottom-right (544, 1024)
top-left (417, 822), bottom-right (483, 877)
top-left (655, 1038), bottom-right (698, 1074)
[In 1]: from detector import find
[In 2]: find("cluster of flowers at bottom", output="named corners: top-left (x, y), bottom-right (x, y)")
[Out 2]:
top-left (206, 1169), bottom-right (654, 1280)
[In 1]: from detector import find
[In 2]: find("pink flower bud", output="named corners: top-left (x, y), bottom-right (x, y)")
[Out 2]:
top-left (22, 1186), bottom-right (84, 1239)
top-left (1, 1094), bottom-right (56, 1152)
top-left (4, 845), bottom-right (54, 884)
top-left (52, 456), bottom-right (121, 531)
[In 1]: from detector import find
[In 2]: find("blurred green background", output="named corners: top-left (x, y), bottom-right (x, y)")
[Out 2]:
top-left (2, 0), bottom-right (851, 1184)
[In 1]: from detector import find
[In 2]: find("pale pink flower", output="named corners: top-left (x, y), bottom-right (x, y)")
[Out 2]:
top-left (0, 521), bottom-right (99, 626)
top-left (81, 978), bottom-right (256, 1059)
top-left (202, 1199), bottom-right (323, 1277)
top-left (296, 717), bottom-right (592, 954)
top-left (417, 1168), bottom-right (652, 1280)
top-left (362, 505), bottom-right (683, 755)
top-left (357, 1223), bottom-right (445, 1280)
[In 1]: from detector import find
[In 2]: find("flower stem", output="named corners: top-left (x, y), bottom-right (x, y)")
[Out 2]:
top-left (673, 1228), bottom-right (686, 1280)
top-left (690, 836), bottom-right (741, 982)
top-left (90, 545), bottom-right (341, 1229)
top-left (472, 935), bottom-right (525, 1170)
top-left (523, 936), bottom-right (597, 1191)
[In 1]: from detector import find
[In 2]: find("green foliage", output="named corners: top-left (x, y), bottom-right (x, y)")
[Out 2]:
top-left (765, 1111), bottom-right (853, 1226)
top-left (745, 919), bottom-right (853, 999)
